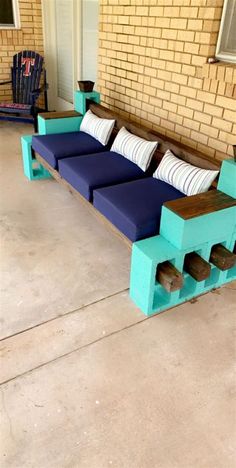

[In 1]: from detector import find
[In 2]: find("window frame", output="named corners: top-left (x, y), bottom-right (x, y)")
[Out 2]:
top-left (0, 0), bottom-right (21, 29)
top-left (215, 0), bottom-right (236, 64)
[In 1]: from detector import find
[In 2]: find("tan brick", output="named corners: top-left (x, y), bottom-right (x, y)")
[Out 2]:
top-left (180, 7), bottom-right (199, 17)
top-left (223, 109), bottom-right (236, 122)
top-left (200, 123), bottom-right (219, 139)
top-left (171, 93), bottom-right (186, 106)
top-left (212, 117), bottom-right (233, 133)
top-left (150, 7), bottom-right (164, 16)
top-left (197, 143), bottom-right (215, 158)
top-left (188, 19), bottom-right (203, 30)
top-left (178, 105), bottom-right (194, 119)
top-left (172, 73), bottom-right (188, 85)
top-left (182, 64), bottom-right (196, 76)
top-left (208, 138), bottom-right (228, 153)
top-left (196, 90), bottom-right (216, 104)
top-left (162, 29), bottom-right (178, 40)
top-left (186, 98), bottom-right (203, 111)
top-left (164, 82), bottom-right (180, 94)
top-left (177, 30), bottom-right (195, 42)
top-left (215, 95), bottom-right (235, 111)
top-left (191, 130), bottom-right (208, 145)
top-left (204, 103), bottom-right (223, 118)
top-left (163, 101), bottom-right (178, 113)
top-left (164, 7), bottom-right (180, 17)
top-left (219, 130), bottom-right (235, 145)
top-left (184, 42), bottom-right (200, 54)
top-left (169, 112), bottom-right (183, 126)
top-left (194, 110), bottom-right (212, 125)
top-left (183, 117), bottom-right (200, 132)
top-left (170, 18), bottom-right (187, 29)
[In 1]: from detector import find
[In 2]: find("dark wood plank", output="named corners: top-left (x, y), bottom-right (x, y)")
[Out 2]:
top-left (210, 244), bottom-right (236, 271)
top-left (184, 252), bottom-right (211, 281)
top-left (38, 110), bottom-right (82, 120)
top-left (156, 261), bottom-right (183, 292)
top-left (164, 190), bottom-right (236, 220)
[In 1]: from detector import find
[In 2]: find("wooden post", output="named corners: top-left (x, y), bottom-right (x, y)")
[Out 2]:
top-left (156, 261), bottom-right (183, 292)
top-left (210, 244), bottom-right (236, 271)
top-left (184, 252), bottom-right (211, 281)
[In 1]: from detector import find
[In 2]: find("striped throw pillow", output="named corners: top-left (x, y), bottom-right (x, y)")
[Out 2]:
top-left (80, 110), bottom-right (115, 146)
top-left (153, 149), bottom-right (219, 196)
top-left (111, 127), bottom-right (158, 171)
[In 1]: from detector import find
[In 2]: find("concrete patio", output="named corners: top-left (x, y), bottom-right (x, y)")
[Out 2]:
top-left (0, 122), bottom-right (235, 468)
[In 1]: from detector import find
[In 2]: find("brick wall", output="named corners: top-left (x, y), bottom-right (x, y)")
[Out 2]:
top-left (98, 0), bottom-right (236, 161)
top-left (0, 0), bottom-right (44, 103)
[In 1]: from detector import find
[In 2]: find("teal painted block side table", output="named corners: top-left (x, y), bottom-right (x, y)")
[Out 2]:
top-left (21, 135), bottom-right (52, 180)
top-left (74, 90), bottom-right (100, 114)
top-left (130, 160), bottom-right (236, 316)
top-left (38, 110), bottom-right (83, 135)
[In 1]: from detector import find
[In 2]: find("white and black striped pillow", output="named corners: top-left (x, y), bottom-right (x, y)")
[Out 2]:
top-left (153, 149), bottom-right (219, 196)
top-left (111, 127), bottom-right (158, 171)
top-left (80, 110), bottom-right (115, 146)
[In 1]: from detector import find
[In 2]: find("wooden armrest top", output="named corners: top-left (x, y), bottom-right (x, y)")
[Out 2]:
top-left (38, 110), bottom-right (82, 120)
top-left (164, 190), bottom-right (236, 220)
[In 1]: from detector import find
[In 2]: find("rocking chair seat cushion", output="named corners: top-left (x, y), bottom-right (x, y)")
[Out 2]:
top-left (32, 131), bottom-right (108, 169)
top-left (0, 102), bottom-right (32, 113)
top-left (93, 178), bottom-right (185, 241)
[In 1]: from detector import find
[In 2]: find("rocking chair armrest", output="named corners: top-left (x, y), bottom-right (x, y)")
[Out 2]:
top-left (0, 80), bottom-right (12, 86)
top-left (30, 83), bottom-right (49, 96)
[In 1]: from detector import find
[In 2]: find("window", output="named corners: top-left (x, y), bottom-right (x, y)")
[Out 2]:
top-left (216, 0), bottom-right (236, 63)
top-left (0, 0), bottom-right (20, 28)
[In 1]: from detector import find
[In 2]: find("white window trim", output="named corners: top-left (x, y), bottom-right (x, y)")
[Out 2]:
top-left (0, 0), bottom-right (21, 29)
top-left (215, 0), bottom-right (236, 64)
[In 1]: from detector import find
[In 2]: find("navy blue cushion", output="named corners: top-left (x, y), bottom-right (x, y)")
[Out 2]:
top-left (93, 178), bottom-right (185, 241)
top-left (58, 151), bottom-right (147, 202)
top-left (32, 131), bottom-right (107, 169)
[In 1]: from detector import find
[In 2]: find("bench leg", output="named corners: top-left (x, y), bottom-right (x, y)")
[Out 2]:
top-left (21, 135), bottom-right (52, 180)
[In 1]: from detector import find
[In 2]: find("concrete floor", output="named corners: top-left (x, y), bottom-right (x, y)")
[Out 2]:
top-left (0, 121), bottom-right (235, 468)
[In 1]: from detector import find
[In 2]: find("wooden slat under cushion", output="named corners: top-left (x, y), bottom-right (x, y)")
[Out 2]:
top-left (164, 190), bottom-right (236, 220)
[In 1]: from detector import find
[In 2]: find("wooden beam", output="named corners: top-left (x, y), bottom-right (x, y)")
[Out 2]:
top-left (210, 244), bottom-right (236, 271)
top-left (184, 252), bottom-right (211, 281)
top-left (164, 190), bottom-right (236, 220)
top-left (156, 261), bottom-right (183, 292)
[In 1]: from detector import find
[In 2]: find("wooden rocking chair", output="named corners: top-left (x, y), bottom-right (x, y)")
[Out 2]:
top-left (0, 50), bottom-right (48, 131)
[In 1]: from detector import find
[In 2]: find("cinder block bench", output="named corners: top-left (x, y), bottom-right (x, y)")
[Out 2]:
top-left (20, 94), bottom-right (236, 315)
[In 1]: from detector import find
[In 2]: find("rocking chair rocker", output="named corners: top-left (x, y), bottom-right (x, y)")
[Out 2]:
top-left (0, 50), bottom-right (48, 131)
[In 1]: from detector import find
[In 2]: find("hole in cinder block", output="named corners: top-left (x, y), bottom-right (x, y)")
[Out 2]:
top-left (179, 274), bottom-right (197, 299)
top-left (205, 267), bottom-right (220, 288)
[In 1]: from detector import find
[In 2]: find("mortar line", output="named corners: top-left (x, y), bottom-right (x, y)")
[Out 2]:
top-left (0, 288), bottom-right (129, 343)
top-left (0, 314), bottom-right (151, 387)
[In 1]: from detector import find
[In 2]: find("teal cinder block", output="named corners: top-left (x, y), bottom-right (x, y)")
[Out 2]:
top-left (130, 235), bottom-right (182, 315)
top-left (21, 134), bottom-right (52, 181)
top-left (160, 205), bottom-right (236, 250)
top-left (38, 115), bottom-right (83, 135)
top-left (74, 90), bottom-right (100, 114)
top-left (130, 203), bottom-right (236, 316)
top-left (217, 159), bottom-right (236, 198)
